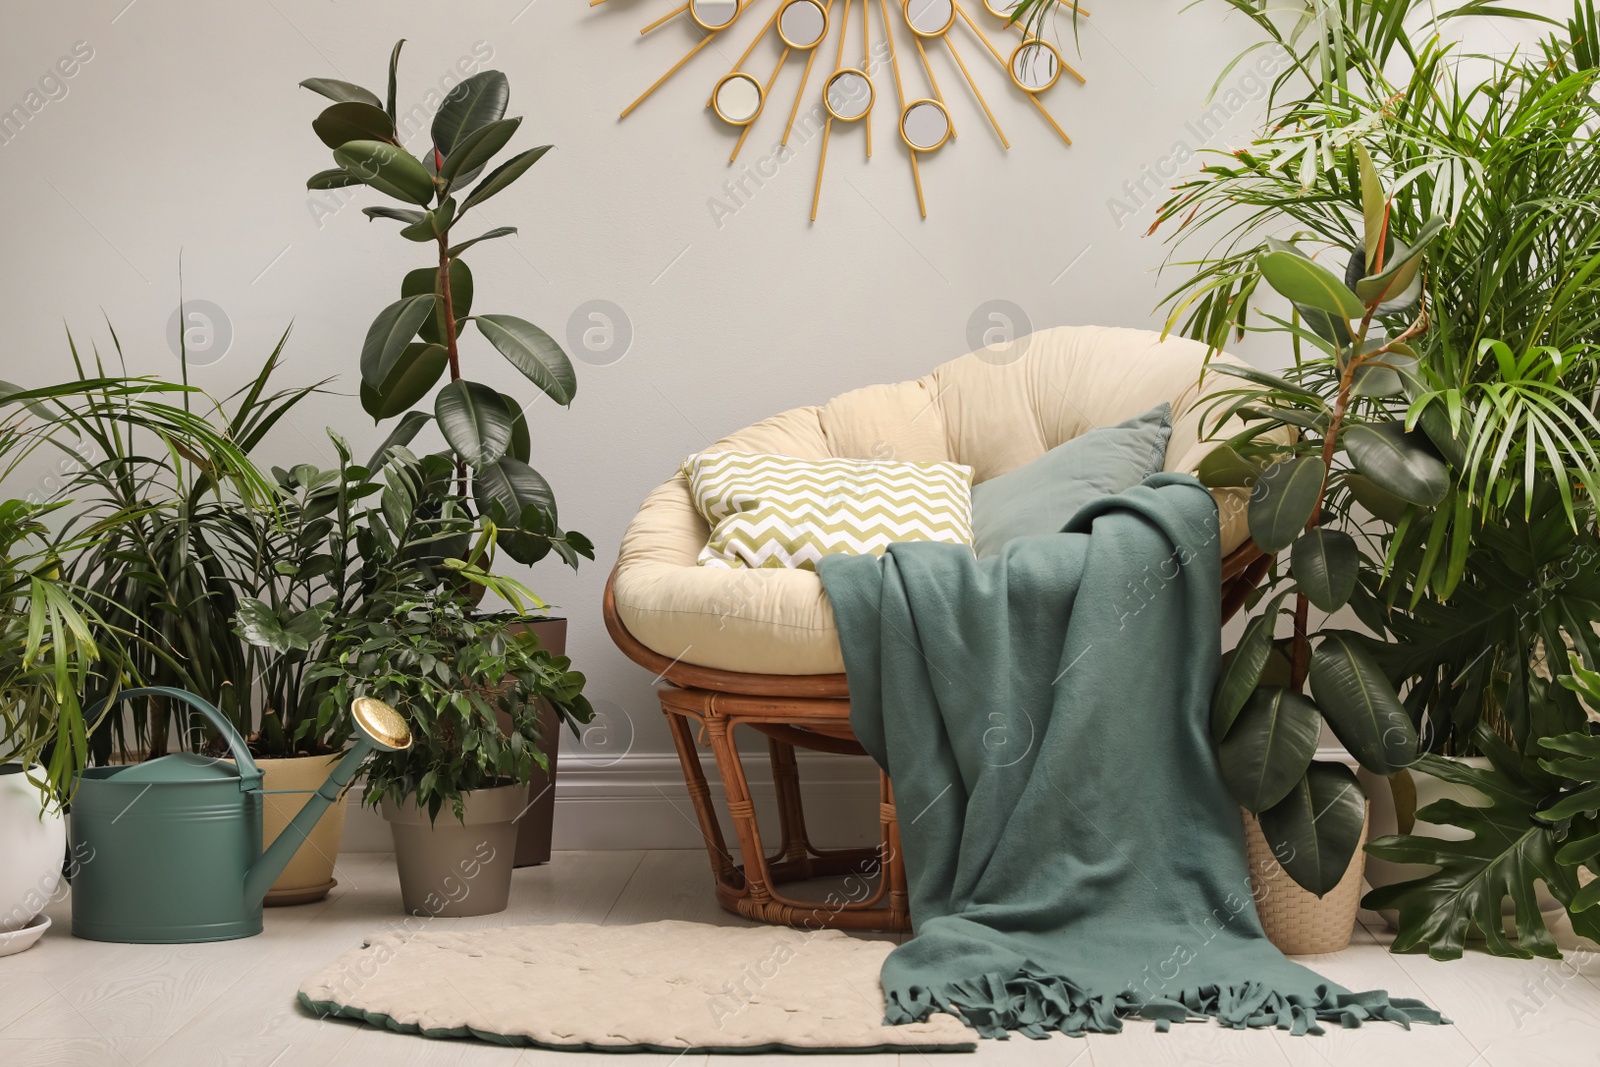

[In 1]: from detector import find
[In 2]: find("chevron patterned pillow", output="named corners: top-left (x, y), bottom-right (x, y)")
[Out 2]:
top-left (683, 451), bottom-right (975, 569)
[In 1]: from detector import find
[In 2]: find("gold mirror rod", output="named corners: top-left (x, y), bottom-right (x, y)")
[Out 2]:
top-left (622, 0), bottom-right (752, 119)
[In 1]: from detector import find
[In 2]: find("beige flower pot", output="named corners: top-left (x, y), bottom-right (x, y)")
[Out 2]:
top-left (258, 753), bottom-right (349, 906)
top-left (1243, 807), bottom-right (1368, 955)
top-left (381, 782), bottom-right (523, 917)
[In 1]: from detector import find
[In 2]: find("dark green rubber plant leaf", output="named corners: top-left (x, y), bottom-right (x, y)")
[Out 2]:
top-left (386, 39), bottom-right (404, 121)
top-left (402, 260), bottom-right (472, 346)
top-left (446, 226), bottom-right (517, 257)
top-left (436, 379), bottom-right (514, 468)
top-left (475, 314), bottom-right (577, 404)
top-left (1258, 248), bottom-right (1366, 319)
top-left (313, 101), bottom-right (395, 149)
top-left (1344, 472), bottom-right (1411, 524)
top-left (460, 145), bottom-right (552, 211)
top-left (362, 206), bottom-right (425, 225)
top-left (399, 198), bottom-right (456, 243)
top-left (1218, 686), bottom-right (1322, 812)
top-left (500, 390), bottom-right (531, 464)
top-left (300, 77), bottom-right (382, 107)
top-left (1350, 341), bottom-right (1418, 399)
top-left (1196, 445), bottom-right (1263, 488)
top-left (1259, 761), bottom-right (1367, 897)
top-left (441, 117), bottom-right (522, 186)
top-left (1291, 528), bottom-right (1359, 612)
top-left (1211, 591), bottom-right (1289, 740)
top-left (1354, 216), bottom-right (1446, 305)
top-left (360, 342), bottom-right (448, 421)
top-left (1345, 421), bottom-right (1449, 507)
top-left (1247, 455), bottom-right (1325, 553)
top-left (475, 457), bottom-right (557, 565)
top-left (365, 410), bottom-right (431, 470)
top-left (307, 168), bottom-right (361, 190)
top-left (1399, 368), bottom-right (1468, 468)
top-left (333, 140), bottom-right (435, 206)
top-left (431, 70), bottom-right (509, 158)
top-left (1308, 631), bottom-right (1418, 775)
top-left (1364, 734), bottom-right (1598, 960)
top-left (359, 294), bottom-right (436, 388)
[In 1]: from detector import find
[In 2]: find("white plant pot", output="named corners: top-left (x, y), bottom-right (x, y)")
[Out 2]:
top-left (0, 765), bottom-right (66, 935)
top-left (1360, 759), bottom-right (1563, 932)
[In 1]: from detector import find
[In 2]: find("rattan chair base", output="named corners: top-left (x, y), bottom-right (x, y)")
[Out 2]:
top-left (603, 540), bottom-right (1267, 934)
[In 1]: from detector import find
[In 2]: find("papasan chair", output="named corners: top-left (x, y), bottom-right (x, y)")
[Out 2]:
top-left (603, 325), bottom-right (1275, 932)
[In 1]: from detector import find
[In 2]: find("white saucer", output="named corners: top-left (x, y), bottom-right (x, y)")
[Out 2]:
top-left (0, 913), bottom-right (50, 957)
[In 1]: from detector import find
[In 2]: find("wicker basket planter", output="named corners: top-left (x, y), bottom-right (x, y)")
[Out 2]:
top-left (1243, 807), bottom-right (1368, 955)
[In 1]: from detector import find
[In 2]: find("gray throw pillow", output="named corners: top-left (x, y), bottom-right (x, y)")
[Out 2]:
top-left (970, 403), bottom-right (1173, 558)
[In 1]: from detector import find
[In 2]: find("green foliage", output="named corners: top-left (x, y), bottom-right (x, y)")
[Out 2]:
top-left (301, 43), bottom-right (589, 570)
top-left (1363, 723), bottom-right (1600, 960)
top-left (0, 353), bottom-right (268, 800)
top-left (54, 333), bottom-right (318, 763)
top-left (308, 583), bottom-right (592, 823)
top-left (1177, 0), bottom-right (1600, 903)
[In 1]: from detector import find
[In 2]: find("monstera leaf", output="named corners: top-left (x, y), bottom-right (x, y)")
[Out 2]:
top-left (1363, 731), bottom-right (1600, 960)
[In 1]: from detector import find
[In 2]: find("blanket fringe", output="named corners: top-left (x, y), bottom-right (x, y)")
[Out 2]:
top-left (886, 970), bottom-right (1449, 1038)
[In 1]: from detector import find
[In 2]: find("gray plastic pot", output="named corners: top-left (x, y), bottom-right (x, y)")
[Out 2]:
top-left (381, 782), bottom-right (523, 917)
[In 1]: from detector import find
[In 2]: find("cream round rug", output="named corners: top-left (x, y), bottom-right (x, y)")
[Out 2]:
top-left (298, 919), bottom-right (977, 1053)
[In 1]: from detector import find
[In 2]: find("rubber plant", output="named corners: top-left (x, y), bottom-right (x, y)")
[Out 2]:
top-left (300, 40), bottom-right (591, 569)
top-left (1205, 146), bottom-right (1446, 897)
top-left (1158, 0), bottom-right (1600, 758)
top-left (1362, 652), bottom-right (1600, 959)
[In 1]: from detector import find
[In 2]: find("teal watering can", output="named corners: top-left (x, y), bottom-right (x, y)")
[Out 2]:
top-left (69, 687), bottom-right (410, 944)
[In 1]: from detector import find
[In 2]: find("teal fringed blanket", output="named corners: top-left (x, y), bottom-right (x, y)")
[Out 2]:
top-left (817, 473), bottom-right (1443, 1038)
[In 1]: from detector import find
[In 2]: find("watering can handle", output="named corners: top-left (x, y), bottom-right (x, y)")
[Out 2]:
top-left (84, 686), bottom-right (261, 782)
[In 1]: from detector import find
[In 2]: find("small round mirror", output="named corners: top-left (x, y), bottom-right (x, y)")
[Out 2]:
top-left (825, 69), bottom-right (874, 121)
top-left (1009, 40), bottom-right (1061, 93)
top-left (904, 0), bottom-right (955, 36)
top-left (778, 0), bottom-right (829, 48)
top-left (351, 696), bottom-right (412, 752)
top-left (712, 72), bottom-right (764, 125)
top-left (899, 99), bottom-right (950, 151)
top-left (982, 0), bottom-right (1020, 17)
top-left (690, 0), bottom-right (740, 30)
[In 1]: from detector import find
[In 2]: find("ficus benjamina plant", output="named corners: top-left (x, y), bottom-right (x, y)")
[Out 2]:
top-left (300, 39), bottom-right (592, 570)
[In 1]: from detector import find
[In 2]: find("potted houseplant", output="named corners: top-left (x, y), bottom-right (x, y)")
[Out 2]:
top-left (1362, 652), bottom-right (1600, 959)
top-left (0, 500), bottom-right (96, 954)
top-left (1193, 154), bottom-right (1441, 950)
top-left (298, 40), bottom-right (594, 860)
top-left (231, 430), bottom-right (383, 905)
top-left (305, 468), bottom-right (592, 917)
top-left (0, 368), bottom-right (259, 950)
top-left (1156, 0), bottom-right (1600, 956)
top-left (52, 340), bottom-right (361, 904)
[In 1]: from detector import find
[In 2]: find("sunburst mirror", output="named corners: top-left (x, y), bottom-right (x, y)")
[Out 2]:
top-left (599, 0), bottom-right (1089, 218)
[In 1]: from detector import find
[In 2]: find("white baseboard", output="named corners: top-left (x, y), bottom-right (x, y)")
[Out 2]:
top-left (340, 743), bottom-right (1358, 854)
top-left (340, 749), bottom-right (884, 854)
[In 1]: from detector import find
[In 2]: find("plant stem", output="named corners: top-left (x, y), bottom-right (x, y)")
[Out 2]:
top-left (436, 232), bottom-right (468, 501)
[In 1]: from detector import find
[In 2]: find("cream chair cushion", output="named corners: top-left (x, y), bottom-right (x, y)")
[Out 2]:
top-left (613, 326), bottom-right (1264, 676)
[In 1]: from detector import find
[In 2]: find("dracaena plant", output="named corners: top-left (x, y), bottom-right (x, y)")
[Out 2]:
top-left (1202, 147), bottom-right (1444, 898)
top-left (300, 40), bottom-right (592, 570)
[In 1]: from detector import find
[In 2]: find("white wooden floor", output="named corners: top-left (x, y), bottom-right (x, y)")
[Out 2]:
top-left (4, 850), bottom-right (1600, 1066)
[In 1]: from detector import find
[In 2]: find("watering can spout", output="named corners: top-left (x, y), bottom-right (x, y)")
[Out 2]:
top-left (243, 698), bottom-right (411, 908)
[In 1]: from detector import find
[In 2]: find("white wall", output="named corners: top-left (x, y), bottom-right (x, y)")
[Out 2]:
top-left (1, 0), bottom-right (1304, 842)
